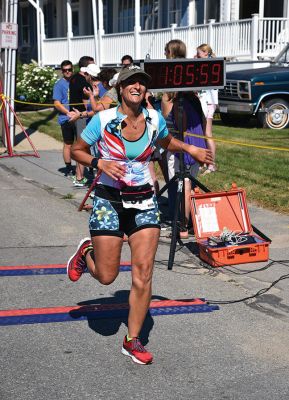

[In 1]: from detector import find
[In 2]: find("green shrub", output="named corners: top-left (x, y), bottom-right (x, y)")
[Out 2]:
top-left (16, 61), bottom-right (58, 104)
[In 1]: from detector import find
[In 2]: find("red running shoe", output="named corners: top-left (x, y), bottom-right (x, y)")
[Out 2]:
top-left (121, 336), bottom-right (153, 365)
top-left (67, 237), bottom-right (91, 282)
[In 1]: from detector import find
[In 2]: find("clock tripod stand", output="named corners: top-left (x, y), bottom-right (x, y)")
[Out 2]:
top-left (142, 57), bottom-right (225, 270)
top-left (156, 93), bottom-right (210, 270)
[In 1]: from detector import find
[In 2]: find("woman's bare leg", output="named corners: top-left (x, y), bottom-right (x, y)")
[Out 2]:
top-left (127, 228), bottom-right (160, 338)
top-left (204, 118), bottom-right (216, 162)
top-left (85, 236), bottom-right (123, 285)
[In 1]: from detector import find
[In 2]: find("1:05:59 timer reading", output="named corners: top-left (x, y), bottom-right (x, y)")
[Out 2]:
top-left (144, 59), bottom-right (224, 91)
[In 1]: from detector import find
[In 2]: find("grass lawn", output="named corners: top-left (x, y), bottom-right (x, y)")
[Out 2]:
top-left (17, 108), bottom-right (62, 142)
top-left (15, 109), bottom-right (289, 214)
top-left (199, 119), bottom-right (289, 214)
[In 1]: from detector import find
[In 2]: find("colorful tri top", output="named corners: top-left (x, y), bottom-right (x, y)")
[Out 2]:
top-left (81, 106), bottom-right (169, 189)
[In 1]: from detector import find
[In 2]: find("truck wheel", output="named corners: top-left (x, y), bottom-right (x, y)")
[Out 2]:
top-left (257, 98), bottom-right (289, 129)
top-left (220, 113), bottom-right (250, 126)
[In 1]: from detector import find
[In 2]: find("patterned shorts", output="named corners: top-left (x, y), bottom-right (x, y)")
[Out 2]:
top-left (89, 185), bottom-right (161, 238)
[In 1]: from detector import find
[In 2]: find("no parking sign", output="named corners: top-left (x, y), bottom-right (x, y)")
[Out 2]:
top-left (0, 22), bottom-right (18, 49)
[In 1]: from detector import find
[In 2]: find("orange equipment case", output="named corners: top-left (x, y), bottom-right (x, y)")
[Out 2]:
top-left (190, 184), bottom-right (270, 267)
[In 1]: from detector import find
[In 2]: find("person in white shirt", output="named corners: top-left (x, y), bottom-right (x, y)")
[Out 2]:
top-left (196, 44), bottom-right (218, 174)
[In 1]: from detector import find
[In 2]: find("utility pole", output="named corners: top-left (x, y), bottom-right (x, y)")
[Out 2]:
top-left (1, 0), bottom-right (18, 147)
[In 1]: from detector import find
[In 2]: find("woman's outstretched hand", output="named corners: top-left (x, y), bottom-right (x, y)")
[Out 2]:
top-left (98, 160), bottom-right (126, 181)
top-left (188, 145), bottom-right (213, 165)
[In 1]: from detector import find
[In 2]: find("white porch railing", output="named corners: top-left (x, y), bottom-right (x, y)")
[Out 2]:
top-left (101, 32), bottom-right (134, 64)
top-left (212, 19), bottom-right (252, 58)
top-left (42, 16), bottom-right (289, 66)
top-left (258, 18), bottom-right (289, 58)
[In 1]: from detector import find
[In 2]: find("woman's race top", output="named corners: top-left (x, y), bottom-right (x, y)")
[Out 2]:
top-left (81, 106), bottom-right (169, 189)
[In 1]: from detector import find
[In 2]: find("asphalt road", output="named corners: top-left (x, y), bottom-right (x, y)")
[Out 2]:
top-left (1, 150), bottom-right (289, 400)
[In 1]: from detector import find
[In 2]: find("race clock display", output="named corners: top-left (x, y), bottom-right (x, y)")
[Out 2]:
top-left (144, 58), bottom-right (225, 92)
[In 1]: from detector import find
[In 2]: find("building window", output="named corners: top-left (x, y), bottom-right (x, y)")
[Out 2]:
top-left (168, 0), bottom-right (181, 25)
top-left (140, 0), bottom-right (159, 30)
top-left (239, 0), bottom-right (259, 19)
top-left (43, 0), bottom-right (57, 38)
top-left (264, 0), bottom-right (284, 17)
top-left (206, 0), bottom-right (220, 22)
top-left (72, 10), bottom-right (79, 35)
top-left (118, 0), bottom-right (134, 32)
top-left (20, 5), bottom-right (30, 45)
top-left (71, 0), bottom-right (79, 35)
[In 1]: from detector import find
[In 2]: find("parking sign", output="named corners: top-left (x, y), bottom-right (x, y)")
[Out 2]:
top-left (0, 22), bottom-right (18, 49)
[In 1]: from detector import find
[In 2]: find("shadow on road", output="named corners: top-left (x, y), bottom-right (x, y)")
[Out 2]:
top-left (69, 290), bottom-right (169, 345)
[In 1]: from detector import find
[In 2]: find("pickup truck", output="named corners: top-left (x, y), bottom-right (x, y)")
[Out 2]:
top-left (218, 44), bottom-right (289, 129)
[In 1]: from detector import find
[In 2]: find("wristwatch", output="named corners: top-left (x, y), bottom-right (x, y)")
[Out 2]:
top-left (91, 156), bottom-right (100, 169)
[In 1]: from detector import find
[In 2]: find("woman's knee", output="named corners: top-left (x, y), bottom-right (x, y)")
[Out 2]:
top-left (96, 271), bottom-right (118, 285)
top-left (132, 265), bottom-right (153, 290)
top-left (90, 262), bottom-right (119, 285)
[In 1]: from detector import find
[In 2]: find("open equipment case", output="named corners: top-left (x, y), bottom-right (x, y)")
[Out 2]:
top-left (190, 184), bottom-right (270, 267)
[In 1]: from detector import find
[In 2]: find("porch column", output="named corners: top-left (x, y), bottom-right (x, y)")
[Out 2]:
top-left (285, 0), bottom-right (289, 18)
top-left (35, 0), bottom-right (41, 65)
top-left (259, 0), bottom-right (264, 18)
top-left (230, 0), bottom-right (239, 20)
top-left (221, 0), bottom-right (231, 22)
top-left (27, 0), bottom-right (44, 65)
top-left (92, 0), bottom-right (99, 66)
top-left (66, 0), bottom-right (73, 62)
top-left (134, 0), bottom-right (141, 60)
top-left (251, 13), bottom-right (259, 59)
top-left (284, 0), bottom-right (289, 38)
top-left (188, 0), bottom-right (195, 25)
top-left (98, 0), bottom-right (105, 66)
top-left (39, 0), bottom-right (45, 66)
top-left (208, 19), bottom-right (215, 48)
top-left (170, 23), bottom-right (177, 39)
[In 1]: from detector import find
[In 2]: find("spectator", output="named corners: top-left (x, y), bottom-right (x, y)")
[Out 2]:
top-left (97, 68), bottom-right (118, 92)
top-left (53, 60), bottom-right (77, 176)
top-left (69, 67), bottom-right (118, 120)
top-left (121, 54), bottom-right (133, 67)
top-left (162, 39), bottom-right (207, 237)
top-left (69, 56), bottom-right (95, 187)
top-left (196, 43), bottom-right (218, 174)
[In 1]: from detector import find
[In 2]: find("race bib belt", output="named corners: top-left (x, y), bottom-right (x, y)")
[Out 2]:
top-left (121, 183), bottom-right (154, 210)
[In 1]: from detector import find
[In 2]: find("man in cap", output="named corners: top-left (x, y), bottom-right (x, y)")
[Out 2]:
top-left (69, 56), bottom-right (95, 187)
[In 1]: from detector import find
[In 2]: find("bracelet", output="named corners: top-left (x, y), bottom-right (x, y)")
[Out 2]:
top-left (91, 157), bottom-right (99, 169)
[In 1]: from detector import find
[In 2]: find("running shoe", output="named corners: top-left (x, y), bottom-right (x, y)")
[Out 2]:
top-left (67, 237), bottom-right (91, 282)
top-left (73, 177), bottom-right (88, 187)
top-left (121, 336), bottom-right (153, 365)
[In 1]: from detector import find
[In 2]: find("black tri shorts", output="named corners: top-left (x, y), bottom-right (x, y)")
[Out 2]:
top-left (89, 184), bottom-right (161, 238)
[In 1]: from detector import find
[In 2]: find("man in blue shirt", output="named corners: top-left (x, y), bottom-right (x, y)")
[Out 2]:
top-left (53, 60), bottom-right (76, 176)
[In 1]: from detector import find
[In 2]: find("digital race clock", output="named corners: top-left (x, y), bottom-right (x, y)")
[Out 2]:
top-left (143, 58), bottom-right (225, 92)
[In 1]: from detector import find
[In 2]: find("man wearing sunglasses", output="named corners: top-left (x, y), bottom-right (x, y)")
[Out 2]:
top-left (69, 56), bottom-right (95, 187)
top-left (53, 60), bottom-right (76, 177)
